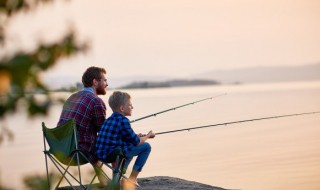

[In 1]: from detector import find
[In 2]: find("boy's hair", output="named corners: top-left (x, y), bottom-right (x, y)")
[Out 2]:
top-left (109, 91), bottom-right (131, 112)
top-left (82, 66), bottom-right (106, 87)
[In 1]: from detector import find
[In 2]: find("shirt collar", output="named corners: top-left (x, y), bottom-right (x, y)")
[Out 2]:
top-left (82, 87), bottom-right (95, 94)
top-left (113, 112), bottom-right (125, 117)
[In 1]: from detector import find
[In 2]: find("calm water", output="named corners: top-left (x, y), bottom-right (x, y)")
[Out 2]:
top-left (1, 81), bottom-right (320, 190)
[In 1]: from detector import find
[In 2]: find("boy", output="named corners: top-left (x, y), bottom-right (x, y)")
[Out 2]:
top-left (96, 91), bottom-right (155, 188)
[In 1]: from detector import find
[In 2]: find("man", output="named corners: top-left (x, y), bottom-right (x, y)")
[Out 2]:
top-left (57, 66), bottom-right (108, 185)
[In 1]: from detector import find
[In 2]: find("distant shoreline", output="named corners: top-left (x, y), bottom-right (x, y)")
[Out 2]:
top-left (51, 79), bottom-right (221, 92)
top-left (119, 79), bottom-right (220, 89)
top-left (45, 63), bottom-right (320, 90)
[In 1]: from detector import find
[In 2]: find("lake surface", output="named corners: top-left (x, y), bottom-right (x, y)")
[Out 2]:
top-left (1, 81), bottom-right (320, 190)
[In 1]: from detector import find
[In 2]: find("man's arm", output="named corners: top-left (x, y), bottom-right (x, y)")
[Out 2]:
top-left (93, 98), bottom-right (106, 131)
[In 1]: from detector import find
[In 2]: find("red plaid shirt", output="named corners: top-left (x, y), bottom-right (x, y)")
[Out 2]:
top-left (58, 88), bottom-right (106, 163)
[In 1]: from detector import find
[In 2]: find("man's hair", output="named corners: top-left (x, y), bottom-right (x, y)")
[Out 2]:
top-left (109, 91), bottom-right (131, 112)
top-left (82, 66), bottom-right (106, 87)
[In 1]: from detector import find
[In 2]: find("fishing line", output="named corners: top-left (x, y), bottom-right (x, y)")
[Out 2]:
top-left (155, 111), bottom-right (320, 135)
top-left (130, 93), bottom-right (227, 123)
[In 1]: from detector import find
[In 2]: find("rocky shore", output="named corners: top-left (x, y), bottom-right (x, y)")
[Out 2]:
top-left (59, 176), bottom-right (228, 190)
top-left (137, 176), bottom-right (227, 190)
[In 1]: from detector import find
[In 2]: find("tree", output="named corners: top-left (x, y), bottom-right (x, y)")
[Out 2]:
top-left (0, 0), bottom-right (87, 119)
top-left (0, 1), bottom-right (88, 189)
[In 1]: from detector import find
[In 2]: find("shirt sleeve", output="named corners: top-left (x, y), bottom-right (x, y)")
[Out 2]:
top-left (92, 98), bottom-right (106, 132)
top-left (120, 118), bottom-right (140, 146)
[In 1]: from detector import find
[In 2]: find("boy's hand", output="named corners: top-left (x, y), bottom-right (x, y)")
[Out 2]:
top-left (147, 130), bottom-right (156, 138)
top-left (138, 133), bottom-right (146, 137)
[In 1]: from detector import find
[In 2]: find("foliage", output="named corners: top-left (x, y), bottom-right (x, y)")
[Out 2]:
top-left (0, 0), bottom-right (87, 119)
top-left (0, 184), bottom-right (12, 190)
top-left (0, 33), bottom-right (87, 117)
top-left (23, 173), bottom-right (57, 190)
top-left (0, 1), bottom-right (89, 189)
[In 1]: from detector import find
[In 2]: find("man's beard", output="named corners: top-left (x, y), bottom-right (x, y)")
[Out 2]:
top-left (96, 85), bottom-right (106, 95)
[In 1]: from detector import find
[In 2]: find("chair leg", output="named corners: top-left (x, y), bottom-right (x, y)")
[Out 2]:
top-left (106, 156), bottom-right (125, 190)
top-left (43, 133), bottom-right (51, 189)
top-left (76, 153), bottom-right (83, 187)
top-left (49, 154), bottom-right (85, 190)
top-left (44, 152), bottom-right (51, 189)
top-left (87, 162), bottom-right (110, 190)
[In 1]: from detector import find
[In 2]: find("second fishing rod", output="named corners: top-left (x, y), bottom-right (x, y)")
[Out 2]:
top-left (155, 111), bottom-right (320, 135)
top-left (130, 93), bottom-right (227, 123)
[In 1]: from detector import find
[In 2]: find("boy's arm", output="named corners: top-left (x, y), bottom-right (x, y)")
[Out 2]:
top-left (121, 119), bottom-right (140, 146)
top-left (138, 130), bottom-right (155, 145)
top-left (121, 117), bottom-right (155, 145)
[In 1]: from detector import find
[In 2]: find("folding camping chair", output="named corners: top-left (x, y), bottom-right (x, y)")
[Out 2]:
top-left (42, 119), bottom-right (126, 190)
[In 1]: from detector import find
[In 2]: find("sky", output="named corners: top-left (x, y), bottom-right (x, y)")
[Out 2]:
top-left (5, 0), bottom-right (320, 87)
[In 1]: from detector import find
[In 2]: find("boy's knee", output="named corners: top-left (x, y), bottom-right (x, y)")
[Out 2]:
top-left (143, 142), bottom-right (151, 152)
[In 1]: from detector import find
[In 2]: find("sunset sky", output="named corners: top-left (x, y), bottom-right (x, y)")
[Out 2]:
top-left (6, 0), bottom-right (320, 86)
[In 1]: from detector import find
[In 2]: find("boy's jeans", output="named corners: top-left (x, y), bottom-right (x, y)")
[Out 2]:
top-left (124, 142), bottom-right (151, 172)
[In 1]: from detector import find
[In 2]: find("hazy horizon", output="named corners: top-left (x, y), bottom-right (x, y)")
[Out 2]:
top-left (44, 63), bottom-right (320, 89)
top-left (4, 0), bottom-right (320, 86)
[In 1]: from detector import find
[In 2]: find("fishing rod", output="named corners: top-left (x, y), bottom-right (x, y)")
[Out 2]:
top-left (155, 111), bottom-right (320, 135)
top-left (130, 93), bottom-right (227, 123)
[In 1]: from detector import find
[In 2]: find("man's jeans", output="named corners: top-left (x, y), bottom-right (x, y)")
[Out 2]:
top-left (124, 142), bottom-right (151, 172)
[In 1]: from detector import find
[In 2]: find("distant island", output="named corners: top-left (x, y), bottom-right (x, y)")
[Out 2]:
top-left (44, 63), bottom-right (320, 89)
top-left (119, 79), bottom-right (220, 89)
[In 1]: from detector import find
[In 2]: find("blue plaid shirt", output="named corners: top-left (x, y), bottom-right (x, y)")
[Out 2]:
top-left (95, 112), bottom-right (140, 160)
